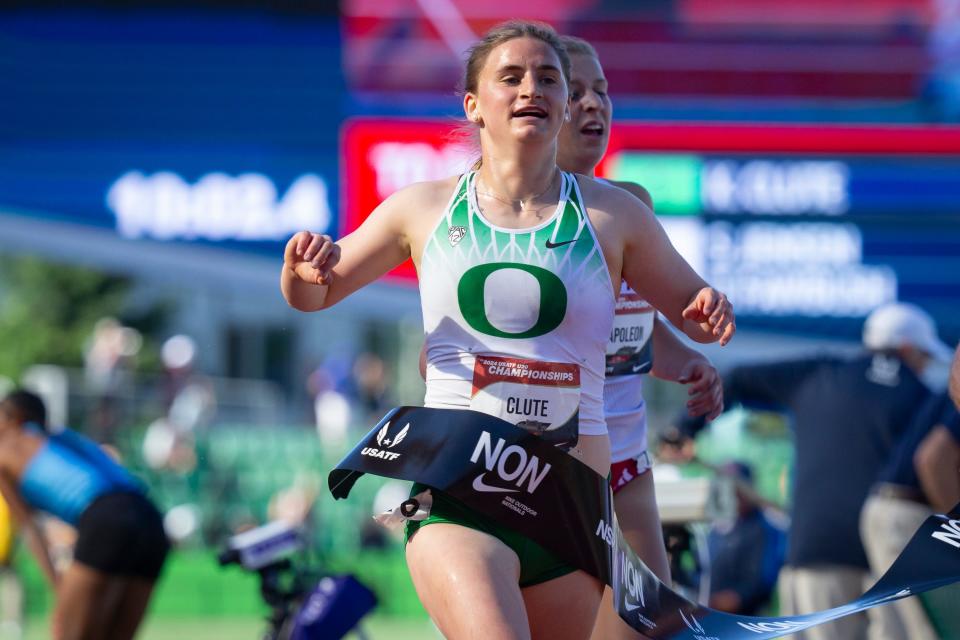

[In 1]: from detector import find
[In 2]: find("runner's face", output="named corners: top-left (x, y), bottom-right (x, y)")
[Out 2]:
top-left (466, 37), bottom-right (568, 146)
top-left (558, 53), bottom-right (611, 174)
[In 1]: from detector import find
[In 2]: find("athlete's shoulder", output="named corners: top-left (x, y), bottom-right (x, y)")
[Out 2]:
top-left (368, 175), bottom-right (463, 233)
top-left (575, 174), bottom-right (645, 205)
top-left (606, 179), bottom-right (653, 210)
top-left (574, 174), bottom-right (654, 227)
top-left (384, 175), bottom-right (462, 207)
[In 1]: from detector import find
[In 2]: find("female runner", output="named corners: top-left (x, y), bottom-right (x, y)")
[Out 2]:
top-left (282, 21), bottom-right (733, 639)
top-left (0, 390), bottom-right (169, 640)
top-left (555, 36), bottom-right (725, 640)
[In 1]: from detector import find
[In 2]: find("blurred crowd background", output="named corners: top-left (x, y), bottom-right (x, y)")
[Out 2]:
top-left (1, 0), bottom-right (959, 638)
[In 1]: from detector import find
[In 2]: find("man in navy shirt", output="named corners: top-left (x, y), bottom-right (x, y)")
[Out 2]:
top-left (707, 462), bottom-right (786, 617)
top-left (682, 303), bottom-right (951, 640)
top-left (861, 391), bottom-right (959, 639)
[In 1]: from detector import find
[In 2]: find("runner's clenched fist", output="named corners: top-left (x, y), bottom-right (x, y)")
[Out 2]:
top-left (682, 287), bottom-right (735, 346)
top-left (284, 231), bottom-right (341, 286)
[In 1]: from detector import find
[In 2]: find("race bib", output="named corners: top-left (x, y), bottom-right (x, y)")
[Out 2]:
top-left (471, 355), bottom-right (580, 449)
top-left (606, 291), bottom-right (654, 377)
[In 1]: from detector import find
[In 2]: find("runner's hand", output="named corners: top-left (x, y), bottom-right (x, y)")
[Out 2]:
top-left (678, 359), bottom-right (723, 421)
top-left (682, 287), bottom-right (735, 346)
top-left (284, 231), bottom-right (340, 286)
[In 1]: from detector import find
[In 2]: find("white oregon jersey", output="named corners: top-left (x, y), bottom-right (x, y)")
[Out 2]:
top-left (605, 281), bottom-right (655, 463)
top-left (419, 171), bottom-right (615, 442)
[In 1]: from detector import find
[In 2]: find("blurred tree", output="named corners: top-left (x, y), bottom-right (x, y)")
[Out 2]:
top-left (0, 255), bottom-right (167, 380)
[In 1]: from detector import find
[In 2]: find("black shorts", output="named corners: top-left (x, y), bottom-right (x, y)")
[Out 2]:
top-left (73, 492), bottom-right (170, 580)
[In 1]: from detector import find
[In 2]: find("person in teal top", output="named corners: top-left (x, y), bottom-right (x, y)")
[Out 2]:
top-left (0, 390), bottom-right (168, 640)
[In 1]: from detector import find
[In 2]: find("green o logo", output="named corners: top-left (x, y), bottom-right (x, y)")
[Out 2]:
top-left (457, 263), bottom-right (567, 339)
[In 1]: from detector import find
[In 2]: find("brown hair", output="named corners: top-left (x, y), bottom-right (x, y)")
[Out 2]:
top-left (457, 21), bottom-right (570, 168)
top-left (461, 20), bottom-right (570, 96)
top-left (558, 35), bottom-right (598, 60)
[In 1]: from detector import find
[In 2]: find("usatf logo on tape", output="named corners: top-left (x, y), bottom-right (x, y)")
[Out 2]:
top-left (361, 421), bottom-right (410, 461)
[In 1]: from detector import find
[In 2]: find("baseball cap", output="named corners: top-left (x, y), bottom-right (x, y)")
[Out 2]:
top-left (863, 302), bottom-right (953, 362)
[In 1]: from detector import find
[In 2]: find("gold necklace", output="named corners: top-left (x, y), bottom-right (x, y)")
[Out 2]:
top-left (475, 169), bottom-right (560, 211)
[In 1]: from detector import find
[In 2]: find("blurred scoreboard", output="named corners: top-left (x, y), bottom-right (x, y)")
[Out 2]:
top-left (342, 119), bottom-right (960, 340)
top-left (0, 10), bottom-right (342, 256)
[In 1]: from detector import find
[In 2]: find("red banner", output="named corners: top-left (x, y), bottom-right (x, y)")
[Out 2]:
top-left (341, 118), bottom-right (960, 285)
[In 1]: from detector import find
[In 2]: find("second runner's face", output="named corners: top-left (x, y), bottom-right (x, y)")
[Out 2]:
top-left (558, 53), bottom-right (611, 174)
top-left (466, 37), bottom-right (568, 146)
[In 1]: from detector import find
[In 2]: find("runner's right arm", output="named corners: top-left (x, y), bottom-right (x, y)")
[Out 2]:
top-left (281, 179), bottom-right (450, 311)
top-left (0, 475), bottom-right (57, 587)
top-left (587, 180), bottom-right (735, 346)
top-left (650, 320), bottom-right (722, 420)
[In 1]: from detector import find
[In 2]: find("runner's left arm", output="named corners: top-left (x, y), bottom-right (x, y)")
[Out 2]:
top-left (608, 179), bottom-right (723, 418)
top-left (0, 475), bottom-right (57, 587)
top-left (606, 184), bottom-right (735, 346)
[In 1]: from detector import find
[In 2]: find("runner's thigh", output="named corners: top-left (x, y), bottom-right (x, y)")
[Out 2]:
top-left (407, 522), bottom-right (529, 640)
top-left (523, 569), bottom-right (603, 640)
top-left (615, 472), bottom-right (670, 582)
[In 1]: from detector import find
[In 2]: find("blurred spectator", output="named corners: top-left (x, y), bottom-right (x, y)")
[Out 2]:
top-left (160, 335), bottom-right (215, 431)
top-left (707, 461), bottom-right (786, 616)
top-left (143, 335), bottom-right (215, 474)
top-left (656, 421), bottom-right (697, 464)
top-left (83, 317), bottom-right (142, 443)
top-left (915, 396), bottom-right (960, 515)
top-left (307, 363), bottom-right (351, 450)
top-left (352, 352), bottom-right (390, 422)
top-left (681, 302), bottom-right (950, 640)
top-left (359, 519), bottom-right (389, 550)
top-left (142, 416), bottom-right (197, 475)
top-left (268, 473), bottom-right (320, 530)
top-left (861, 388), bottom-right (959, 639)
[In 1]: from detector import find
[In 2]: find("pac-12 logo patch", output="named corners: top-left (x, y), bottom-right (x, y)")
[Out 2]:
top-left (448, 225), bottom-right (467, 246)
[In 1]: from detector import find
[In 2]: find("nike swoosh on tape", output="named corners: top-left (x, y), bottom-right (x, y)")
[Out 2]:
top-left (472, 474), bottom-right (519, 493)
top-left (545, 238), bottom-right (577, 249)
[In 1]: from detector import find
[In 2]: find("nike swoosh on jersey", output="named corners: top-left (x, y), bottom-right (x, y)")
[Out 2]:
top-left (545, 238), bottom-right (577, 249)
top-left (624, 601), bottom-right (642, 612)
top-left (472, 474), bottom-right (519, 493)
